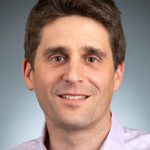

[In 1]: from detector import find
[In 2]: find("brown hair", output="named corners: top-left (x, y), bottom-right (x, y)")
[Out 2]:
top-left (24, 0), bottom-right (126, 70)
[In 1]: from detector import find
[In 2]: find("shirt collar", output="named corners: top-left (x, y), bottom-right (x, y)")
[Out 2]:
top-left (40, 114), bottom-right (125, 150)
top-left (100, 113), bottom-right (125, 150)
top-left (39, 124), bottom-right (48, 150)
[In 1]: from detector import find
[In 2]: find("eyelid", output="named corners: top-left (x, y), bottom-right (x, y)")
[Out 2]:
top-left (85, 54), bottom-right (102, 61)
top-left (48, 53), bottom-right (66, 59)
top-left (48, 54), bottom-right (68, 63)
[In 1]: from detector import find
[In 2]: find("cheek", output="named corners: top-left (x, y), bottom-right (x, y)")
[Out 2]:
top-left (32, 69), bottom-right (58, 109)
top-left (87, 69), bottom-right (115, 113)
top-left (32, 71), bottom-right (53, 105)
top-left (33, 68), bottom-right (60, 88)
top-left (88, 69), bottom-right (115, 92)
top-left (86, 70), bottom-right (115, 116)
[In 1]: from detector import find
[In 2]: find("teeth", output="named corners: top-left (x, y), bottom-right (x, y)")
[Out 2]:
top-left (61, 95), bottom-right (87, 100)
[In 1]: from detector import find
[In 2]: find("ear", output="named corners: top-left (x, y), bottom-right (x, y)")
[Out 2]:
top-left (22, 59), bottom-right (34, 91)
top-left (114, 62), bottom-right (125, 91)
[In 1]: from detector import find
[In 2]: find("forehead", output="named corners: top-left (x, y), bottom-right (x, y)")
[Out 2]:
top-left (38, 15), bottom-right (111, 55)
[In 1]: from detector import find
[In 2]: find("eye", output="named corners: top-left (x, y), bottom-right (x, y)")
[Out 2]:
top-left (86, 57), bottom-right (98, 63)
top-left (51, 55), bottom-right (65, 62)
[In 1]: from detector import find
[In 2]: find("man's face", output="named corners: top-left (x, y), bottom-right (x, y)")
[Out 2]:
top-left (23, 16), bottom-right (124, 129)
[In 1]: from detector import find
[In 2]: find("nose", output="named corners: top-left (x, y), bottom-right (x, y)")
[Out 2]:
top-left (62, 60), bottom-right (84, 84)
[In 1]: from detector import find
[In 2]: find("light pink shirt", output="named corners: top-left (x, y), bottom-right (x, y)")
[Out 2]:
top-left (11, 114), bottom-right (150, 150)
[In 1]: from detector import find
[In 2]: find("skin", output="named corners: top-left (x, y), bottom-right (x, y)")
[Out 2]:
top-left (23, 15), bottom-right (124, 150)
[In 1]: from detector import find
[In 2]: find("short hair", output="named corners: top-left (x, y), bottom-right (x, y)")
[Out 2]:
top-left (24, 0), bottom-right (126, 70)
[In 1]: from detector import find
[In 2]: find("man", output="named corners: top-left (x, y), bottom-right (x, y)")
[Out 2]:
top-left (12, 0), bottom-right (150, 149)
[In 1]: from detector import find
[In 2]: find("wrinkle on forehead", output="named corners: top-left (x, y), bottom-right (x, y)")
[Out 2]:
top-left (38, 15), bottom-right (112, 59)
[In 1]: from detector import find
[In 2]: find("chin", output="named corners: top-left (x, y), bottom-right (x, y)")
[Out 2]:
top-left (55, 116), bottom-right (93, 130)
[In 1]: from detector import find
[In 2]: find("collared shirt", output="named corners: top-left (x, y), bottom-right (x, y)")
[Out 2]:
top-left (11, 114), bottom-right (150, 150)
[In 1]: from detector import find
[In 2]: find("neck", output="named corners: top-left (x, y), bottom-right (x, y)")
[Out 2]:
top-left (45, 113), bottom-right (111, 150)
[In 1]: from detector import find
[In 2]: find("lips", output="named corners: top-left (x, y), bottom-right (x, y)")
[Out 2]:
top-left (58, 94), bottom-right (89, 100)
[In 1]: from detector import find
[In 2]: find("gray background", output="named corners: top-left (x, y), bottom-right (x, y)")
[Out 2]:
top-left (0, 0), bottom-right (150, 149)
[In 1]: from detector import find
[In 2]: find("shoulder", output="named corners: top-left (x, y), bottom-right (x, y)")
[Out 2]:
top-left (10, 138), bottom-right (41, 150)
top-left (124, 127), bottom-right (150, 149)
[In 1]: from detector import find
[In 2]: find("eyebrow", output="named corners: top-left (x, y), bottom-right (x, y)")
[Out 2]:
top-left (43, 46), bottom-right (68, 57)
top-left (82, 46), bottom-right (106, 58)
top-left (43, 45), bottom-right (106, 58)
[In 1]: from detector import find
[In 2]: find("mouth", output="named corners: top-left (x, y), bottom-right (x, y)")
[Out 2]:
top-left (58, 94), bottom-right (90, 100)
top-left (58, 94), bottom-right (90, 107)
top-left (57, 94), bottom-right (90, 107)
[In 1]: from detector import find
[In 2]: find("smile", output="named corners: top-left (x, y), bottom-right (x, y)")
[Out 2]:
top-left (59, 94), bottom-right (89, 100)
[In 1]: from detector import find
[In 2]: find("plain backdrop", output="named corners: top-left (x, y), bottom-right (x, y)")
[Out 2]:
top-left (0, 0), bottom-right (150, 149)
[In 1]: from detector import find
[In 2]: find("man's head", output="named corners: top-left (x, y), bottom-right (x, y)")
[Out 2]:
top-left (23, 0), bottom-right (125, 130)
top-left (24, 0), bottom-right (125, 70)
